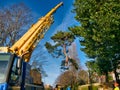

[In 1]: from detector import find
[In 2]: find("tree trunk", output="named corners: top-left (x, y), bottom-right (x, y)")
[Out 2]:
top-left (105, 72), bottom-right (109, 82)
top-left (63, 44), bottom-right (69, 66)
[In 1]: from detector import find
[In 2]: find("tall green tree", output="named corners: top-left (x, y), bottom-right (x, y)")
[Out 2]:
top-left (45, 31), bottom-right (79, 70)
top-left (86, 59), bottom-right (112, 82)
top-left (69, 0), bottom-right (120, 81)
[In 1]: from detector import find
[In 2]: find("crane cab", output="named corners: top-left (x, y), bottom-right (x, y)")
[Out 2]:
top-left (0, 53), bottom-right (24, 90)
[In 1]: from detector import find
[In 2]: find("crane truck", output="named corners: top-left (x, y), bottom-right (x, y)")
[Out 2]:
top-left (0, 2), bottom-right (63, 90)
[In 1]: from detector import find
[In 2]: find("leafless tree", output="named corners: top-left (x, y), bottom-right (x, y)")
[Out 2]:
top-left (30, 45), bottom-right (48, 78)
top-left (0, 3), bottom-right (33, 46)
top-left (68, 42), bottom-right (81, 71)
top-left (55, 70), bottom-right (77, 88)
top-left (0, 2), bottom-right (48, 77)
top-left (77, 70), bottom-right (89, 85)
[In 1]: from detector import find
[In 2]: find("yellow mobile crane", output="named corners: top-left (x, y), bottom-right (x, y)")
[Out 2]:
top-left (0, 2), bottom-right (63, 90)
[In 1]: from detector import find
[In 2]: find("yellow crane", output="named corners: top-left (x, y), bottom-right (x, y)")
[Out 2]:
top-left (0, 2), bottom-right (63, 90)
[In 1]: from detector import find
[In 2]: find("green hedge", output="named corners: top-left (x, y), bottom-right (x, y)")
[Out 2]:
top-left (78, 84), bottom-right (99, 90)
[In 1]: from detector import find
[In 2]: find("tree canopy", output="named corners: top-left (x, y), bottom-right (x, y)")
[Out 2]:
top-left (45, 31), bottom-right (80, 70)
top-left (69, 0), bottom-right (120, 81)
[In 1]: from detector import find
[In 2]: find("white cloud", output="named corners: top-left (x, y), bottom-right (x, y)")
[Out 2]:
top-left (52, 6), bottom-right (79, 35)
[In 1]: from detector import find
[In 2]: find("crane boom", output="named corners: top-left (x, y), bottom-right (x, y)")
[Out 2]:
top-left (0, 2), bottom-right (63, 90)
top-left (10, 2), bottom-right (63, 62)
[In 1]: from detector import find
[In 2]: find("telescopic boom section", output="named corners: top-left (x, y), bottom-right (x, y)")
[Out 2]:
top-left (10, 2), bottom-right (63, 62)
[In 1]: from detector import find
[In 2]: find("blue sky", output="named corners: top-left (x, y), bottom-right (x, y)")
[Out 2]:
top-left (0, 0), bottom-right (88, 85)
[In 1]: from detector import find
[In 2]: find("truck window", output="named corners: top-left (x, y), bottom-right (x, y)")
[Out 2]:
top-left (9, 57), bottom-right (20, 86)
top-left (0, 54), bottom-right (10, 83)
